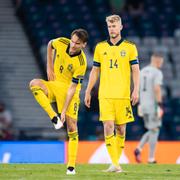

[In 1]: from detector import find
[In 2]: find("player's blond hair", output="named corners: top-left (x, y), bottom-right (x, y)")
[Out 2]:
top-left (106, 15), bottom-right (122, 24)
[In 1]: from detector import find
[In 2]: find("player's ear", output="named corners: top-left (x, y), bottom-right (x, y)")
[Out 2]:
top-left (120, 25), bottom-right (123, 31)
top-left (82, 42), bottom-right (87, 48)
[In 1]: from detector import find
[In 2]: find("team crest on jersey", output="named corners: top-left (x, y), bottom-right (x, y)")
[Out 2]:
top-left (120, 50), bottom-right (126, 57)
top-left (67, 64), bottom-right (73, 71)
top-left (126, 106), bottom-right (132, 119)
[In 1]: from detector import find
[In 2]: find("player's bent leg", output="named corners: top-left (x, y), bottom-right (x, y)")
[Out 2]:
top-left (29, 79), bottom-right (59, 129)
top-left (115, 124), bottom-right (126, 161)
top-left (134, 131), bottom-right (150, 163)
top-left (103, 121), bottom-right (120, 171)
top-left (66, 116), bottom-right (78, 175)
top-left (29, 79), bottom-right (48, 95)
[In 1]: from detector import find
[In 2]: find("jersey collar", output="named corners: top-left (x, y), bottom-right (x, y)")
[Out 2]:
top-left (107, 38), bottom-right (124, 46)
top-left (66, 44), bottom-right (82, 57)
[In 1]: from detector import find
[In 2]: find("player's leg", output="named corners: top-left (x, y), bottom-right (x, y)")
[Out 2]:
top-left (103, 120), bottom-right (122, 172)
top-left (137, 131), bottom-right (150, 150)
top-left (59, 97), bottom-right (79, 175)
top-left (134, 130), bottom-right (150, 163)
top-left (66, 116), bottom-right (78, 175)
top-left (29, 79), bottom-right (62, 129)
top-left (134, 114), bottom-right (150, 163)
top-left (148, 128), bottom-right (160, 163)
top-left (115, 124), bottom-right (126, 161)
top-left (115, 99), bottom-right (134, 162)
top-left (29, 79), bottom-right (56, 118)
top-left (99, 99), bottom-right (121, 172)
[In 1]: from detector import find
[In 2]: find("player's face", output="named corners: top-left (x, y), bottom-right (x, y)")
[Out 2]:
top-left (107, 21), bottom-right (122, 39)
top-left (69, 34), bottom-right (86, 54)
top-left (152, 57), bottom-right (164, 68)
top-left (157, 58), bottom-right (164, 68)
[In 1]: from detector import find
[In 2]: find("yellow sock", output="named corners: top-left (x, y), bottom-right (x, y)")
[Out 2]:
top-left (67, 131), bottom-right (78, 168)
top-left (116, 134), bottom-right (125, 160)
top-left (105, 134), bottom-right (119, 166)
top-left (30, 86), bottom-right (56, 119)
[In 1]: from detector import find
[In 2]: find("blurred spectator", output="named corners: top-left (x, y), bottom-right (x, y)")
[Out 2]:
top-left (13, 0), bottom-right (22, 11)
top-left (125, 0), bottom-right (144, 24)
top-left (109, 0), bottom-right (125, 13)
top-left (174, 29), bottom-right (180, 45)
top-left (0, 103), bottom-right (13, 140)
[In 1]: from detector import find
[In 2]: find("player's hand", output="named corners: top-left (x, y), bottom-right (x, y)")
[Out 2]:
top-left (47, 67), bottom-right (55, 81)
top-left (60, 111), bottom-right (66, 123)
top-left (131, 89), bottom-right (139, 106)
top-left (84, 91), bottom-right (91, 108)
top-left (137, 105), bottom-right (143, 117)
top-left (157, 105), bottom-right (164, 119)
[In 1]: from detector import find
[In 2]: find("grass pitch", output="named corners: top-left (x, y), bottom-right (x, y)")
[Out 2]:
top-left (0, 164), bottom-right (179, 180)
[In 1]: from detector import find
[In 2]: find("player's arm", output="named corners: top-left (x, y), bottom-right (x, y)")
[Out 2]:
top-left (85, 44), bottom-right (100, 108)
top-left (61, 82), bottom-right (78, 122)
top-left (154, 85), bottom-right (162, 103)
top-left (131, 64), bottom-right (140, 105)
top-left (154, 74), bottom-right (164, 118)
top-left (47, 40), bottom-right (55, 81)
top-left (61, 62), bottom-right (87, 121)
top-left (130, 44), bottom-right (140, 106)
top-left (84, 66), bottom-right (100, 108)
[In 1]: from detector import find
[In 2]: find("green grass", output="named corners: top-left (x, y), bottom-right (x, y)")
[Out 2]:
top-left (0, 164), bottom-right (180, 180)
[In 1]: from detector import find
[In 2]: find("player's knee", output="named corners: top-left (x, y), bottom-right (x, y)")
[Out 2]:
top-left (104, 122), bottom-right (114, 134)
top-left (29, 79), bottom-right (41, 88)
top-left (67, 124), bottom-right (77, 132)
top-left (120, 129), bottom-right (126, 136)
top-left (66, 119), bottom-right (77, 132)
top-left (116, 125), bottom-right (126, 136)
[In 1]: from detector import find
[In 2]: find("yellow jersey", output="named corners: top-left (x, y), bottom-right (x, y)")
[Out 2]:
top-left (93, 39), bottom-right (138, 99)
top-left (51, 37), bottom-right (87, 94)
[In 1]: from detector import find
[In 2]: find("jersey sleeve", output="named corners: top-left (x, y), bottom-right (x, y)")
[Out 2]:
top-left (93, 44), bottom-right (101, 67)
top-left (72, 64), bottom-right (87, 84)
top-left (51, 37), bottom-right (70, 49)
top-left (129, 44), bottom-right (139, 65)
top-left (51, 38), bottom-right (59, 49)
top-left (154, 71), bottom-right (163, 85)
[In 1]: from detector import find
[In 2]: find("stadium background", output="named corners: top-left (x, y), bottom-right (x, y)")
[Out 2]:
top-left (0, 0), bottom-right (180, 164)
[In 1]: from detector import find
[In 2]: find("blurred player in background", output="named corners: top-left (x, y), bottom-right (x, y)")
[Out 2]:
top-left (134, 53), bottom-right (164, 163)
top-left (29, 29), bottom-right (88, 175)
top-left (85, 15), bottom-right (140, 172)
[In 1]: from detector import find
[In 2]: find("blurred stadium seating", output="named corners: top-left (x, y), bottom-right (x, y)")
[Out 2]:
top-left (0, 0), bottom-right (179, 140)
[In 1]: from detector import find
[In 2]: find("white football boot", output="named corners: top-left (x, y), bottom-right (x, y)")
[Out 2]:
top-left (103, 164), bottom-right (123, 173)
top-left (51, 116), bottom-right (63, 130)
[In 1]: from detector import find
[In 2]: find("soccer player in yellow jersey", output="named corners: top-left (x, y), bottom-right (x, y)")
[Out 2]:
top-left (29, 29), bottom-right (88, 175)
top-left (85, 15), bottom-right (140, 172)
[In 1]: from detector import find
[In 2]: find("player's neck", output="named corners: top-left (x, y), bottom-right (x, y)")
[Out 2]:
top-left (150, 63), bottom-right (158, 69)
top-left (110, 35), bottom-right (121, 45)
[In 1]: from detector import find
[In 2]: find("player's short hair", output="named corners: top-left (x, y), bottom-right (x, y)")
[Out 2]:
top-left (71, 29), bottom-right (88, 43)
top-left (151, 53), bottom-right (164, 59)
top-left (106, 14), bottom-right (122, 24)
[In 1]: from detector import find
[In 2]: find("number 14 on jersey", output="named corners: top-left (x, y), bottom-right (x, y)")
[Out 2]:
top-left (109, 59), bottom-right (118, 68)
